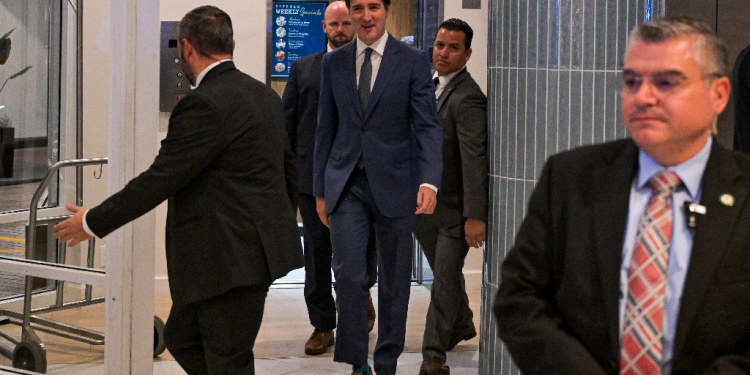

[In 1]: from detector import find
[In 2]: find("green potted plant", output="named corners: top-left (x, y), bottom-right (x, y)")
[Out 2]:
top-left (0, 28), bottom-right (32, 178)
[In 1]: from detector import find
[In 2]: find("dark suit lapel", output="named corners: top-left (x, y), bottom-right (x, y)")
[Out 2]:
top-left (437, 69), bottom-right (469, 112)
top-left (591, 140), bottom-right (639, 353)
top-left (364, 35), bottom-right (399, 121)
top-left (673, 141), bottom-right (748, 355)
top-left (341, 42), bottom-right (363, 119)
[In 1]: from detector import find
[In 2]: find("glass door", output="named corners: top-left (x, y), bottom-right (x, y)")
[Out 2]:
top-left (0, 0), bottom-right (76, 300)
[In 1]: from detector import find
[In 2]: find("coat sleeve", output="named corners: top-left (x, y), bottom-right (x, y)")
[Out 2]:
top-left (313, 53), bottom-right (337, 198)
top-left (452, 85), bottom-right (488, 221)
top-left (282, 60), bottom-right (299, 151)
top-left (409, 50), bottom-right (443, 189)
top-left (493, 156), bottom-right (609, 375)
top-left (87, 94), bottom-right (224, 237)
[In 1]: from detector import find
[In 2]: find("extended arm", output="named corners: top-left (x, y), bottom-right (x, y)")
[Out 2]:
top-left (83, 94), bottom-right (225, 238)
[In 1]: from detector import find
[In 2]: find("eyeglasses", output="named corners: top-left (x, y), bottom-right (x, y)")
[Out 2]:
top-left (620, 71), bottom-right (723, 96)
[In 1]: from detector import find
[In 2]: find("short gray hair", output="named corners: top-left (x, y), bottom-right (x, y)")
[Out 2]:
top-left (627, 15), bottom-right (729, 77)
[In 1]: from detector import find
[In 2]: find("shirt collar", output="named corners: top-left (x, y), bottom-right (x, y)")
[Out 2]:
top-left (356, 30), bottom-right (388, 57)
top-left (636, 135), bottom-right (712, 200)
top-left (432, 65), bottom-right (466, 89)
top-left (192, 59), bottom-right (232, 89)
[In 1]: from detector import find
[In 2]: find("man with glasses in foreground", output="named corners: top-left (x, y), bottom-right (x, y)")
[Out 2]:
top-left (494, 16), bottom-right (750, 374)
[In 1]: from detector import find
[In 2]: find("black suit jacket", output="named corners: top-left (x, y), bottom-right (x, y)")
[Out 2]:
top-left (432, 69), bottom-right (488, 227)
top-left (733, 43), bottom-right (750, 153)
top-left (87, 62), bottom-right (303, 305)
top-left (494, 139), bottom-right (750, 374)
top-left (282, 50), bottom-right (325, 195)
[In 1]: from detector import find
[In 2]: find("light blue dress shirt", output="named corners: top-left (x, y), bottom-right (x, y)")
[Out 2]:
top-left (619, 136), bottom-right (712, 374)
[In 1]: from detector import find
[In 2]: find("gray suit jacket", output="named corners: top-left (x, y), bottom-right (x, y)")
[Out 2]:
top-left (432, 68), bottom-right (488, 227)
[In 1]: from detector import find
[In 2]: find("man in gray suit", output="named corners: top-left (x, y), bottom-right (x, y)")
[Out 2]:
top-left (416, 18), bottom-right (487, 375)
top-left (53, 6), bottom-right (302, 374)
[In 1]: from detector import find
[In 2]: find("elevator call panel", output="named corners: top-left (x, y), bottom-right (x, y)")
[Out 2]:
top-left (160, 21), bottom-right (191, 112)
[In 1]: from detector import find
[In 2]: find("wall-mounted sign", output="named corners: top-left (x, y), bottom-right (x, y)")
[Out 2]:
top-left (272, 1), bottom-right (327, 78)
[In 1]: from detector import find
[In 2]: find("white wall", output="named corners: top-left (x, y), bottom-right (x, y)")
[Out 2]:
top-left (444, 0), bottom-right (488, 94)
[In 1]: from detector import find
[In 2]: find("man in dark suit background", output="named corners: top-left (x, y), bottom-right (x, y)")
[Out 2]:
top-left (416, 18), bottom-right (486, 375)
top-left (282, 0), bottom-right (377, 356)
top-left (53, 6), bottom-right (303, 374)
top-left (313, 0), bottom-right (443, 374)
top-left (494, 16), bottom-right (750, 375)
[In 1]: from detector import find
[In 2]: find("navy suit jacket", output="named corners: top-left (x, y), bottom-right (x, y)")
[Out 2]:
top-left (313, 35), bottom-right (443, 218)
top-left (282, 50), bottom-right (326, 195)
top-left (495, 139), bottom-right (750, 374)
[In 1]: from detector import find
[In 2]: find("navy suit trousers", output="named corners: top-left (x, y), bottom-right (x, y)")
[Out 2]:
top-left (298, 193), bottom-right (377, 332)
top-left (329, 168), bottom-right (415, 375)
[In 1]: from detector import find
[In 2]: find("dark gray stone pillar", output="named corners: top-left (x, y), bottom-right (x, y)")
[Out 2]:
top-left (479, 1), bottom-right (664, 373)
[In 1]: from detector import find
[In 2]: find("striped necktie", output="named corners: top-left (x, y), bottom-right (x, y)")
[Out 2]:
top-left (620, 169), bottom-right (681, 375)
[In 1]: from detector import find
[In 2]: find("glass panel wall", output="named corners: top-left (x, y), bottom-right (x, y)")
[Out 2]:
top-left (0, 1), bottom-right (61, 214)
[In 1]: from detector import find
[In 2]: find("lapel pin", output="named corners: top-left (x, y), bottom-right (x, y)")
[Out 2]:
top-left (720, 194), bottom-right (734, 207)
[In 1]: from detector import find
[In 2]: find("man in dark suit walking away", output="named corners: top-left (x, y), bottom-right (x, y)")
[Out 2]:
top-left (495, 16), bottom-right (750, 375)
top-left (416, 18), bottom-right (486, 375)
top-left (53, 6), bottom-right (303, 374)
top-left (313, 0), bottom-right (443, 374)
top-left (282, 0), bottom-right (377, 357)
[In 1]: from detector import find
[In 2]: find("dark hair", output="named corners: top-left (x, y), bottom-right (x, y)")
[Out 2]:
top-left (437, 18), bottom-right (473, 50)
top-left (344, 0), bottom-right (391, 9)
top-left (628, 15), bottom-right (729, 77)
top-left (178, 6), bottom-right (233, 56)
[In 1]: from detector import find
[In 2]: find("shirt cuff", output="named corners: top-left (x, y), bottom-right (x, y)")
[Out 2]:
top-left (82, 210), bottom-right (96, 238)
top-left (420, 183), bottom-right (438, 193)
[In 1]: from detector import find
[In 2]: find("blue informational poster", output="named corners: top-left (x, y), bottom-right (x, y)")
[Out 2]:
top-left (272, 1), bottom-right (327, 78)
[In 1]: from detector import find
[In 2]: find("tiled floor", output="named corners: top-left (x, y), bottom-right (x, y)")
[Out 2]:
top-left (46, 350), bottom-right (480, 375)
top-left (0, 279), bottom-right (481, 374)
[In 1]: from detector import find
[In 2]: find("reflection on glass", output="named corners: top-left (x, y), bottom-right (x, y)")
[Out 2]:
top-left (0, 1), bottom-right (60, 214)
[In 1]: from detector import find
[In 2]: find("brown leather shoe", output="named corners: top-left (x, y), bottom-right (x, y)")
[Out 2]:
top-left (367, 291), bottom-right (376, 332)
top-left (304, 329), bottom-right (335, 355)
top-left (447, 326), bottom-right (477, 351)
top-left (419, 356), bottom-right (450, 375)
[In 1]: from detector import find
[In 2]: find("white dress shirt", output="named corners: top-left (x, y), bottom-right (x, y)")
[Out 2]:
top-left (433, 66), bottom-right (465, 99)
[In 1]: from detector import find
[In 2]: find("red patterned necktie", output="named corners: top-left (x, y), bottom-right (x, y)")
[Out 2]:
top-left (620, 170), bottom-right (681, 375)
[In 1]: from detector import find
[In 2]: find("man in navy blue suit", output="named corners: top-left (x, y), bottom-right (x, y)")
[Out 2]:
top-left (313, 0), bottom-right (442, 374)
top-left (282, 0), bottom-right (377, 357)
